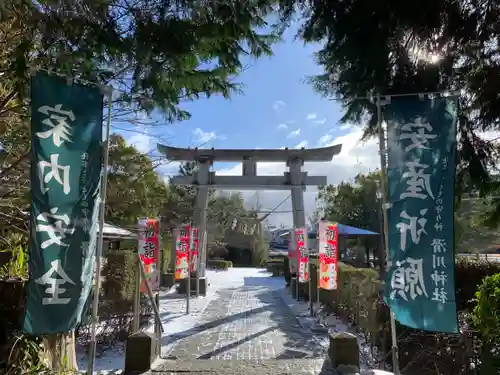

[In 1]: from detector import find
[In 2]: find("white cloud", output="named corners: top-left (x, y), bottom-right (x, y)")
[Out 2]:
top-left (287, 120), bottom-right (296, 124)
top-left (339, 124), bottom-right (352, 131)
top-left (287, 128), bottom-right (301, 138)
top-left (127, 130), bottom-right (154, 154)
top-left (306, 113), bottom-right (317, 120)
top-left (273, 100), bottom-right (286, 111)
top-left (215, 126), bottom-right (379, 226)
top-left (156, 160), bottom-right (182, 183)
top-left (317, 134), bottom-right (334, 147)
top-left (193, 128), bottom-right (217, 144)
top-left (277, 123), bottom-right (288, 130)
top-left (313, 118), bottom-right (327, 125)
top-left (294, 140), bottom-right (308, 149)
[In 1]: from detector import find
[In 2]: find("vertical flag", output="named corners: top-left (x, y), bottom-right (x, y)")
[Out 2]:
top-left (385, 95), bottom-right (459, 333)
top-left (175, 224), bottom-right (190, 280)
top-left (318, 222), bottom-right (339, 290)
top-left (190, 227), bottom-right (199, 273)
top-left (23, 72), bottom-right (103, 334)
top-left (138, 218), bottom-right (160, 293)
top-left (295, 228), bottom-right (309, 282)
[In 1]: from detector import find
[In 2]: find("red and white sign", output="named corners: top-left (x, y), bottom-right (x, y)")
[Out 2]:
top-left (190, 227), bottom-right (199, 273)
top-left (295, 227), bottom-right (309, 283)
top-left (138, 218), bottom-right (160, 292)
top-left (318, 221), bottom-right (338, 290)
top-left (175, 224), bottom-right (190, 280)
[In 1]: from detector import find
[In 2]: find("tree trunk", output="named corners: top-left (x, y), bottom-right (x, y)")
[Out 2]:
top-left (42, 331), bottom-right (78, 372)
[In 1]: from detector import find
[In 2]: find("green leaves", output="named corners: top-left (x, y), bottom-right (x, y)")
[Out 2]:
top-left (472, 272), bottom-right (500, 372)
top-left (2, 0), bottom-right (281, 121)
top-left (283, 0), bottom-right (500, 220)
top-left (105, 134), bottom-right (169, 226)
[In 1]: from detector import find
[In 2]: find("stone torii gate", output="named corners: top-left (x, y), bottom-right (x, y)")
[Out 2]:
top-left (158, 144), bottom-right (342, 294)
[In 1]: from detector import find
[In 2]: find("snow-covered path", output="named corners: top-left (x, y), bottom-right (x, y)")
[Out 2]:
top-left (78, 268), bottom-right (328, 373)
top-left (162, 268), bottom-right (325, 360)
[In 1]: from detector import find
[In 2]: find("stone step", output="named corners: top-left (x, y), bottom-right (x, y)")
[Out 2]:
top-left (149, 358), bottom-right (336, 374)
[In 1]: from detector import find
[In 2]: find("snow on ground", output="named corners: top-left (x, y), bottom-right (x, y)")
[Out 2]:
top-left (276, 285), bottom-right (385, 373)
top-left (78, 267), bottom-right (389, 374)
top-left (159, 268), bottom-right (283, 357)
top-left (78, 268), bottom-right (281, 374)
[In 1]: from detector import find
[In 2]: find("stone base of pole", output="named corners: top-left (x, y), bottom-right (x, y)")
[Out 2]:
top-left (124, 331), bottom-right (157, 373)
top-left (179, 277), bottom-right (207, 296)
top-left (328, 332), bottom-right (360, 374)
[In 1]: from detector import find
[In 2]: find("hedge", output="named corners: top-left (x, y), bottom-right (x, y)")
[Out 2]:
top-left (298, 258), bottom-right (500, 374)
top-left (207, 259), bottom-right (233, 270)
top-left (78, 249), bottom-right (152, 342)
top-left (102, 250), bottom-right (137, 302)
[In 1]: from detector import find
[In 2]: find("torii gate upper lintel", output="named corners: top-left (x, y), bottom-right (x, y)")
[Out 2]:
top-left (157, 144), bottom-right (343, 293)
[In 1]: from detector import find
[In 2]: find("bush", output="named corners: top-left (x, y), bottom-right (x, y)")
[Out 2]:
top-left (473, 272), bottom-right (500, 342)
top-left (315, 259), bottom-right (497, 374)
top-left (264, 258), bottom-right (285, 275)
top-left (253, 232), bottom-right (269, 266)
top-left (455, 258), bottom-right (500, 310)
top-left (102, 250), bottom-right (137, 301)
top-left (472, 273), bottom-right (500, 373)
top-left (207, 259), bottom-right (232, 270)
top-left (78, 249), bottom-right (152, 343)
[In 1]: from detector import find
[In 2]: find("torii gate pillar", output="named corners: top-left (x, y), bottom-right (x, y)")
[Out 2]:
top-left (288, 157), bottom-right (307, 235)
top-left (158, 145), bottom-right (342, 296)
top-left (192, 159), bottom-right (211, 279)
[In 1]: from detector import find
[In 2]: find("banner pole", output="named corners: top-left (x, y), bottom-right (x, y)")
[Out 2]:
top-left (157, 217), bottom-right (161, 288)
top-left (87, 88), bottom-right (113, 375)
top-left (295, 229), bottom-right (300, 301)
top-left (308, 249), bottom-right (313, 316)
top-left (195, 228), bottom-right (200, 297)
top-left (186, 224), bottom-right (192, 315)
top-left (376, 95), bottom-right (400, 375)
top-left (316, 228), bottom-right (320, 316)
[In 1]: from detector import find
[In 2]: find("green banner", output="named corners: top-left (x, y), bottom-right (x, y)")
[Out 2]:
top-left (384, 95), bottom-right (459, 333)
top-left (23, 72), bottom-right (103, 334)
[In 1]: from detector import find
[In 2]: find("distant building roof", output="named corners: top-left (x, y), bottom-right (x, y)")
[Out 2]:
top-left (18, 211), bottom-right (135, 240)
top-left (102, 223), bottom-right (135, 239)
top-left (279, 223), bottom-right (379, 238)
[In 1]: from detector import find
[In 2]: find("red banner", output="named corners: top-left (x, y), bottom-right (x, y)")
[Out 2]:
top-left (318, 222), bottom-right (338, 290)
top-left (295, 228), bottom-right (309, 282)
top-left (175, 224), bottom-right (190, 280)
top-left (138, 218), bottom-right (160, 293)
top-left (190, 227), bottom-right (199, 273)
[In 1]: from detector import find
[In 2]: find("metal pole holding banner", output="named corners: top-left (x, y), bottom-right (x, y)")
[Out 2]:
top-left (132, 261), bottom-right (141, 332)
top-left (155, 293), bottom-right (161, 355)
top-left (376, 95), bottom-right (400, 375)
top-left (186, 224), bottom-right (192, 315)
top-left (87, 88), bottom-right (113, 375)
top-left (137, 254), bottom-right (164, 334)
top-left (308, 258), bottom-right (314, 316)
top-left (195, 230), bottom-right (203, 298)
top-left (157, 218), bottom-right (162, 288)
top-left (316, 228), bottom-right (320, 316)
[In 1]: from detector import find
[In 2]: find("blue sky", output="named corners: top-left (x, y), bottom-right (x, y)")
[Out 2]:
top-left (119, 24), bottom-right (356, 170)
top-left (115, 22), bottom-right (379, 225)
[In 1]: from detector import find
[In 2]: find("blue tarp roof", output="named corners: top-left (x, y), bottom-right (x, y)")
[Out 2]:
top-left (334, 223), bottom-right (379, 237)
top-left (277, 223), bottom-right (379, 239)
